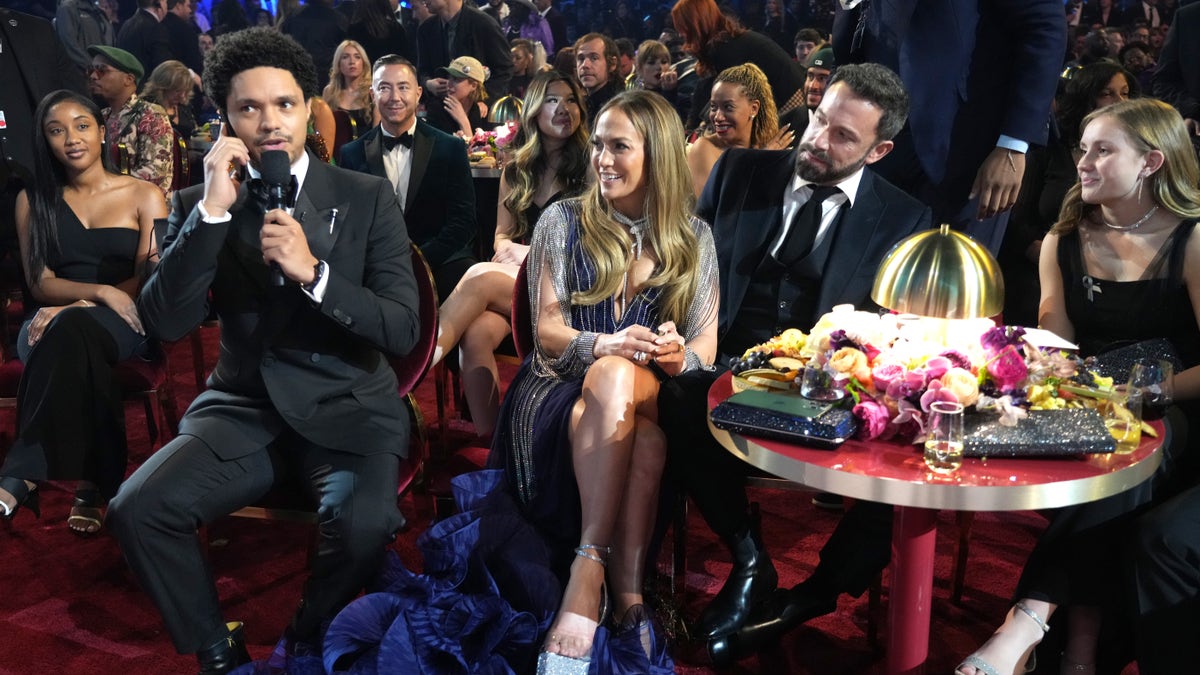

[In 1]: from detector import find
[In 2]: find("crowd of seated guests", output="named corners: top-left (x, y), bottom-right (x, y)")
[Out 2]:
top-left (6, 0), bottom-right (1200, 673)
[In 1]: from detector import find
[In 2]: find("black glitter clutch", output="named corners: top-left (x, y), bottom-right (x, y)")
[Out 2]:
top-left (962, 409), bottom-right (1116, 458)
top-left (710, 391), bottom-right (859, 449)
top-left (1090, 338), bottom-right (1182, 381)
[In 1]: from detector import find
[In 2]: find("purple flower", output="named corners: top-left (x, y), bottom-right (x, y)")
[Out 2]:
top-left (829, 329), bottom-right (857, 351)
top-left (981, 326), bottom-right (1027, 356)
top-left (923, 355), bottom-right (952, 380)
top-left (940, 349), bottom-right (973, 371)
top-left (919, 379), bottom-right (959, 411)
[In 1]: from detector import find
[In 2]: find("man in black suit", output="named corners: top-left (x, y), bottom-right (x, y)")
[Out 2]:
top-left (534, 0), bottom-right (567, 58)
top-left (280, 0), bottom-right (347, 92)
top-left (116, 0), bottom-right (173, 81)
top-left (417, 0), bottom-right (513, 109)
top-left (107, 28), bottom-right (421, 674)
top-left (339, 55), bottom-right (477, 303)
top-left (0, 8), bottom-right (87, 251)
top-left (833, 0), bottom-right (1063, 254)
top-left (162, 0), bottom-right (203, 75)
top-left (658, 63), bottom-right (931, 665)
top-left (1153, 2), bottom-right (1200, 139)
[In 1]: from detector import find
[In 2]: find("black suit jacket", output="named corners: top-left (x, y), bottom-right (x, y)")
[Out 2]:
top-left (696, 147), bottom-right (932, 343)
top-left (162, 12), bottom-right (203, 74)
top-left (416, 4), bottom-right (513, 100)
top-left (0, 9), bottom-right (88, 181)
top-left (338, 122), bottom-right (476, 270)
top-left (543, 6), bottom-right (567, 58)
top-left (834, 0), bottom-right (1064, 209)
top-left (138, 156), bottom-right (421, 459)
top-left (116, 9), bottom-right (173, 81)
top-left (1153, 3), bottom-right (1200, 121)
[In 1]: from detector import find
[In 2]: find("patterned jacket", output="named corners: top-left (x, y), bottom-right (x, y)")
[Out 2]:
top-left (104, 95), bottom-right (174, 199)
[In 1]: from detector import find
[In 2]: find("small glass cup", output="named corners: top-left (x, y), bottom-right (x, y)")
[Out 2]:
top-left (924, 401), bottom-right (965, 474)
top-left (1128, 359), bottom-right (1174, 420)
top-left (1103, 384), bottom-right (1143, 454)
top-left (800, 364), bottom-right (845, 402)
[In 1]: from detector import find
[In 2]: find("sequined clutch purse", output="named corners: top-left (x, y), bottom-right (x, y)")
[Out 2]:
top-left (962, 409), bottom-right (1116, 458)
top-left (1089, 338), bottom-right (1182, 380)
top-left (710, 390), bottom-right (859, 449)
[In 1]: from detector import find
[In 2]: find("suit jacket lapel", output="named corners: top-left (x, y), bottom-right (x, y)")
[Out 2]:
top-left (817, 170), bottom-right (884, 314)
top-left (364, 128), bottom-right (387, 181)
top-left (406, 125), bottom-right (433, 217)
top-left (727, 152), bottom-right (793, 316)
top-left (295, 156), bottom-right (348, 261)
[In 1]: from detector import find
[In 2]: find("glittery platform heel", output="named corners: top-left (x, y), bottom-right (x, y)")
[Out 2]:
top-left (537, 544), bottom-right (611, 675)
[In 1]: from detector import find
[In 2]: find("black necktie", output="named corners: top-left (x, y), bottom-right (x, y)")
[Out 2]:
top-left (247, 175), bottom-right (298, 210)
top-left (382, 134), bottom-right (413, 152)
top-left (778, 185), bottom-right (840, 266)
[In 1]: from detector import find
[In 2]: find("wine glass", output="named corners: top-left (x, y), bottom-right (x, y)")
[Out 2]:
top-left (1128, 359), bottom-right (1174, 420)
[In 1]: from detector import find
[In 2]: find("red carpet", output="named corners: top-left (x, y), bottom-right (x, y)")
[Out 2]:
top-left (0, 332), bottom-right (1128, 674)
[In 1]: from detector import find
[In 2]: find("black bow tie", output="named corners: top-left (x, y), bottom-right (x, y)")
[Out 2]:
top-left (382, 133), bottom-right (413, 151)
top-left (246, 176), bottom-right (298, 210)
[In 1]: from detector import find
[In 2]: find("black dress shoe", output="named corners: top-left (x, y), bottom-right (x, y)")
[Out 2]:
top-left (694, 509), bottom-right (778, 640)
top-left (707, 585), bottom-right (837, 667)
top-left (196, 621), bottom-right (251, 675)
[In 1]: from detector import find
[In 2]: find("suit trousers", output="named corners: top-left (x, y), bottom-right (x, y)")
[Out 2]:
top-left (1134, 483), bottom-right (1200, 674)
top-left (659, 368), bottom-right (893, 598)
top-left (108, 430), bottom-right (404, 654)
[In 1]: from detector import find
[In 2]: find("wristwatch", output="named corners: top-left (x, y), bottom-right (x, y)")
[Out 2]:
top-left (303, 260), bottom-right (327, 293)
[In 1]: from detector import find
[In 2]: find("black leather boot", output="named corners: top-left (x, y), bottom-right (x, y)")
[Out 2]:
top-left (196, 621), bottom-right (251, 675)
top-left (707, 584), bottom-right (837, 667)
top-left (693, 504), bottom-right (778, 640)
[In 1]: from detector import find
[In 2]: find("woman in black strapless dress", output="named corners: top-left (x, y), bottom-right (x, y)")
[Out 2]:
top-left (0, 90), bottom-right (165, 534)
top-left (428, 71), bottom-right (591, 439)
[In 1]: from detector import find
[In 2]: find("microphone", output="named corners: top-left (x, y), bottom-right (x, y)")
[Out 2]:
top-left (259, 150), bottom-right (292, 287)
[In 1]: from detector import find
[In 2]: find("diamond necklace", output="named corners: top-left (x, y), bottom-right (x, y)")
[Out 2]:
top-left (1103, 205), bottom-right (1159, 231)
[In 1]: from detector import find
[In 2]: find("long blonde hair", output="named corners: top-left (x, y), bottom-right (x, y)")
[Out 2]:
top-left (713, 62), bottom-right (778, 148)
top-left (1052, 98), bottom-right (1200, 235)
top-left (503, 70), bottom-right (590, 241)
top-left (323, 40), bottom-right (373, 113)
top-left (574, 90), bottom-right (699, 326)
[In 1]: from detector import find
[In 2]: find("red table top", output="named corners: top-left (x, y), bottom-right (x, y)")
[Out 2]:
top-left (707, 371), bottom-right (1165, 511)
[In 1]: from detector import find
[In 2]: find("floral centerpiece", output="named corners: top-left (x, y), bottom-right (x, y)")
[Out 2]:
top-left (733, 305), bottom-right (1123, 443)
top-left (465, 122), bottom-right (519, 168)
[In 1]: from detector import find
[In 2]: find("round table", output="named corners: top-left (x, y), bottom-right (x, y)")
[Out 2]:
top-left (706, 372), bottom-right (1165, 675)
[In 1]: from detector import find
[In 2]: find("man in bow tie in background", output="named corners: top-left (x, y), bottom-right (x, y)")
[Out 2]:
top-left (340, 54), bottom-right (477, 302)
top-left (108, 27), bottom-right (422, 674)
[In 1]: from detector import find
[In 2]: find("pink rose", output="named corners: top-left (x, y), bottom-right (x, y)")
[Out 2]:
top-left (903, 369), bottom-right (928, 391)
top-left (872, 363), bottom-right (905, 393)
top-left (853, 399), bottom-right (892, 440)
top-left (987, 345), bottom-right (1029, 392)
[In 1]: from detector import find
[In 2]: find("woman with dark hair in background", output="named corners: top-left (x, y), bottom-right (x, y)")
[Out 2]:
top-left (1000, 61), bottom-right (1140, 327)
top-left (0, 90), bottom-right (162, 533)
top-left (670, 0), bottom-right (803, 132)
top-left (348, 0), bottom-right (412, 65)
top-left (429, 70), bottom-right (589, 439)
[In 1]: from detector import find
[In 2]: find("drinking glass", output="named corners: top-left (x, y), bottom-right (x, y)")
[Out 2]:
top-left (924, 401), bottom-right (965, 474)
top-left (800, 364), bottom-right (845, 402)
top-left (1103, 384), bottom-right (1143, 454)
top-left (1128, 359), bottom-right (1174, 420)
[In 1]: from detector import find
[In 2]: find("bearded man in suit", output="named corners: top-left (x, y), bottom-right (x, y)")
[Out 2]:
top-left (338, 54), bottom-right (477, 302)
top-left (658, 63), bottom-right (932, 666)
top-left (108, 28), bottom-right (421, 674)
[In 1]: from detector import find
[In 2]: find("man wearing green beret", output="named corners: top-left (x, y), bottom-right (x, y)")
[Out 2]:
top-left (87, 45), bottom-right (174, 198)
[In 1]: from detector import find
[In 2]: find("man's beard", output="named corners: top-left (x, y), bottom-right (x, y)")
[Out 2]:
top-left (794, 142), bottom-right (871, 185)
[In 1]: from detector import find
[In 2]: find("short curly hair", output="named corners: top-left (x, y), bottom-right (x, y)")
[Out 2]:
top-left (203, 27), bottom-right (319, 110)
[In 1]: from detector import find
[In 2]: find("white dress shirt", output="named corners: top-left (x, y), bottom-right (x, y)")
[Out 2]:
top-left (381, 119), bottom-right (417, 210)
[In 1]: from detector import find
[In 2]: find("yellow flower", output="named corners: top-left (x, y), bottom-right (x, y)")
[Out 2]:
top-left (829, 347), bottom-right (871, 384)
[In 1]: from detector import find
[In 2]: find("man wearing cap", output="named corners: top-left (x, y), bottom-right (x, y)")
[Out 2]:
top-left (88, 45), bottom-right (174, 197)
top-left (779, 46), bottom-right (834, 142)
top-left (574, 32), bottom-right (620, 127)
top-left (417, 0), bottom-right (512, 107)
top-left (116, 0), bottom-right (173, 81)
top-left (340, 55), bottom-right (477, 302)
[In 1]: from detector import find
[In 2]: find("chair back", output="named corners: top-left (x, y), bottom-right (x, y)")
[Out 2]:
top-left (170, 132), bottom-right (189, 192)
top-left (389, 243), bottom-right (438, 396)
top-left (511, 259), bottom-right (534, 360)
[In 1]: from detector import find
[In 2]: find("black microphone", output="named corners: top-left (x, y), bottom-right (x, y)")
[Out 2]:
top-left (259, 150), bottom-right (292, 287)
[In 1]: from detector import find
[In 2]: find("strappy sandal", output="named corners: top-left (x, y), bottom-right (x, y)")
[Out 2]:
top-left (67, 487), bottom-right (104, 537)
top-left (955, 602), bottom-right (1050, 675)
top-left (537, 544), bottom-right (612, 675)
top-left (0, 476), bottom-right (40, 523)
